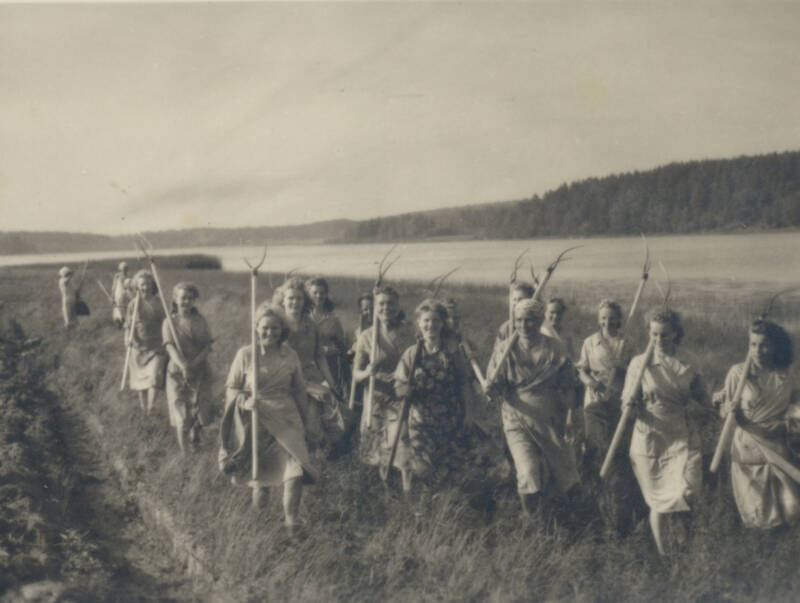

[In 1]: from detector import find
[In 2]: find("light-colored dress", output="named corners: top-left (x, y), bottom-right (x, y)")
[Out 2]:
top-left (718, 363), bottom-right (800, 528)
top-left (111, 272), bottom-right (131, 324)
top-left (355, 321), bottom-right (416, 465)
top-left (125, 295), bottom-right (166, 391)
top-left (58, 276), bottom-right (78, 328)
top-left (390, 339), bottom-right (472, 477)
top-left (311, 310), bottom-right (349, 395)
top-left (288, 316), bottom-right (350, 446)
top-left (624, 351), bottom-right (705, 513)
top-left (219, 344), bottom-right (318, 485)
top-left (487, 335), bottom-right (579, 496)
top-left (162, 312), bottom-right (213, 431)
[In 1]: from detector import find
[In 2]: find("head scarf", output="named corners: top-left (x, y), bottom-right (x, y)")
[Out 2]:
top-left (514, 298), bottom-right (545, 319)
top-left (59, 266), bottom-right (73, 278)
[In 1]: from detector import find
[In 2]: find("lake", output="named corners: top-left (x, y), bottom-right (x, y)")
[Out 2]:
top-left (1, 232), bottom-right (797, 287)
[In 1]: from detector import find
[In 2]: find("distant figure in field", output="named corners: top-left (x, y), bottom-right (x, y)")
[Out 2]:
top-left (111, 261), bottom-right (132, 329)
top-left (124, 270), bottom-right (167, 415)
top-left (623, 307), bottom-right (709, 555)
top-left (352, 286), bottom-right (415, 468)
top-left (486, 298), bottom-right (580, 516)
top-left (390, 298), bottom-right (474, 494)
top-left (576, 300), bottom-right (642, 536)
top-left (58, 265), bottom-right (84, 329)
top-left (273, 277), bottom-right (349, 457)
top-left (494, 282), bottom-right (535, 345)
top-left (306, 277), bottom-right (350, 398)
top-left (714, 319), bottom-right (800, 529)
top-left (162, 282), bottom-right (213, 455)
top-left (219, 304), bottom-right (320, 528)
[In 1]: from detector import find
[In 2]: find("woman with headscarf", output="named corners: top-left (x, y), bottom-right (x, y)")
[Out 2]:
top-left (124, 270), bottom-right (167, 414)
top-left (623, 307), bottom-right (709, 555)
top-left (486, 298), bottom-right (580, 515)
top-left (162, 282), bottom-right (213, 455)
top-left (273, 277), bottom-right (349, 456)
top-left (494, 282), bottom-right (535, 346)
top-left (219, 304), bottom-right (320, 528)
top-left (389, 298), bottom-right (474, 494)
top-left (714, 319), bottom-right (800, 529)
top-left (306, 277), bottom-right (350, 396)
top-left (353, 285), bottom-right (415, 467)
top-left (576, 299), bottom-right (641, 535)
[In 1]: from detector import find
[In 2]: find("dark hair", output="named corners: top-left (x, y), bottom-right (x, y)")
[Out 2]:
top-left (374, 285), bottom-right (405, 325)
top-left (645, 307), bottom-right (684, 345)
top-left (357, 292), bottom-right (373, 307)
top-left (414, 298), bottom-right (455, 341)
top-left (750, 319), bottom-right (794, 370)
top-left (305, 277), bottom-right (335, 312)
top-left (254, 302), bottom-right (291, 344)
top-left (547, 297), bottom-right (567, 312)
top-left (272, 277), bottom-right (311, 316)
top-left (509, 282), bottom-right (535, 298)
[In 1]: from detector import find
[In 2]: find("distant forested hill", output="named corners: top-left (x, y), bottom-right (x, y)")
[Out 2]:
top-left (341, 150), bottom-right (800, 241)
top-left (2, 150), bottom-right (798, 255)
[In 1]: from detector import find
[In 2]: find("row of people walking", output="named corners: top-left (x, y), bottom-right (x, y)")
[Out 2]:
top-left (66, 261), bottom-right (800, 551)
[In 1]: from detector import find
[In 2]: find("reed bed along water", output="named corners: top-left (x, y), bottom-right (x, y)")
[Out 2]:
top-left (4, 261), bottom-right (800, 601)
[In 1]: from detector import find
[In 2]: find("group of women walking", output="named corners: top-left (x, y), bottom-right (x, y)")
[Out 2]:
top-left (61, 260), bottom-right (800, 552)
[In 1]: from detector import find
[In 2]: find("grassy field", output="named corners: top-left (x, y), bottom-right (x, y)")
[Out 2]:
top-left (3, 258), bottom-right (800, 601)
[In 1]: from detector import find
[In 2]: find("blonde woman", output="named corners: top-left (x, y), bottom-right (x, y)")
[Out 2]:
top-left (162, 282), bottom-right (213, 455)
top-left (124, 270), bottom-right (167, 414)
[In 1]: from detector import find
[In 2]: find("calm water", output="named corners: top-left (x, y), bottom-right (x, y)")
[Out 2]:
top-left (1, 232), bottom-right (797, 286)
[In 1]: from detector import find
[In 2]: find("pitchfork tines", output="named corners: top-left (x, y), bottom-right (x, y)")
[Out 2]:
top-left (374, 245), bottom-right (400, 288)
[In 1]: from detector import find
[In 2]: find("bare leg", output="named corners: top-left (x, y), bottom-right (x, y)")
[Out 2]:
top-left (649, 508), bottom-right (666, 555)
top-left (146, 388), bottom-right (157, 415)
top-left (283, 478), bottom-right (302, 527)
top-left (401, 469), bottom-right (413, 495)
top-left (137, 391), bottom-right (146, 411)
top-left (175, 426), bottom-right (186, 456)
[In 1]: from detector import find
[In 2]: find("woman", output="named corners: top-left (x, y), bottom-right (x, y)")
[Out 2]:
top-left (486, 298), bottom-right (580, 515)
top-left (577, 300), bottom-right (641, 535)
top-left (391, 298), bottom-right (474, 493)
top-left (219, 304), bottom-right (320, 528)
top-left (623, 307), bottom-right (708, 555)
top-left (353, 286), bottom-right (415, 466)
top-left (124, 270), bottom-right (167, 414)
top-left (58, 266), bottom-right (81, 329)
top-left (162, 282), bottom-right (213, 455)
top-left (714, 319), bottom-right (800, 529)
top-left (495, 282), bottom-right (535, 345)
top-left (273, 277), bottom-right (349, 455)
top-left (541, 297), bottom-right (575, 360)
top-left (111, 261), bottom-right (131, 329)
top-left (306, 277), bottom-right (350, 396)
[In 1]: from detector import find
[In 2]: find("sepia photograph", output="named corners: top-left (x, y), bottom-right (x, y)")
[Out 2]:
top-left (1, 1), bottom-right (799, 600)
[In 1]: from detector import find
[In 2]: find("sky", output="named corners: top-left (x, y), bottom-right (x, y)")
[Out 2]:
top-left (1, 2), bottom-right (799, 235)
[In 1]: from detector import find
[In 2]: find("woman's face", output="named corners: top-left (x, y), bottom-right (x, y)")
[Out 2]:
top-left (545, 302), bottom-right (565, 331)
top-left (749, 332), bottom-right (774, 370)
top-left (418, 310), bottom-right (443, 343)
top-left (359, 298), bottom-right (373, 315)
top-left (446, 309), bottom-right (460, 332)
top-left (175, 289), bottom-right (195, 315)
top-left (137, 277), bottom-right (151, 295)
top-left (257, 315), bottom-right (284, 347)
top-left (598, 308), bottom-right (620, 336)
top-left (375, 293), bottom-right (398, 324)
top-left (309, 285), bottom-right (327, 309)
top-left (515, 312), bottom-right (543, 344)
top-left (649, 320), bottom-right (676, 355)
top-left (283, 288), bottom-right (305, 317)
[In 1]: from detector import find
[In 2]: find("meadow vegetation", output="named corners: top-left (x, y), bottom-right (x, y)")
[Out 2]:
top-left (3, 259), bottom-right (800, 601)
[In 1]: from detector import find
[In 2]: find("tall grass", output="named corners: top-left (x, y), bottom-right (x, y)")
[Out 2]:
top-left (4, 263), bottom-right (800, 601)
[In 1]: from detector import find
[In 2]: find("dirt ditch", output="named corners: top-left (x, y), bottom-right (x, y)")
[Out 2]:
top-left (0, 323), bottom-right (196, 601)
